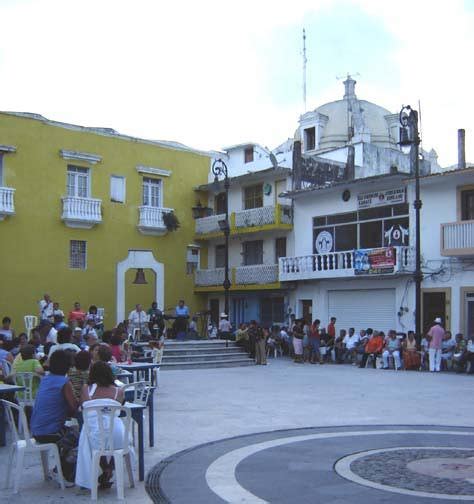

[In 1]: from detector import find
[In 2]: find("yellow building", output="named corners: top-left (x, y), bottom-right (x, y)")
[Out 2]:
top-left (0, 111), bottom-right (210, 331)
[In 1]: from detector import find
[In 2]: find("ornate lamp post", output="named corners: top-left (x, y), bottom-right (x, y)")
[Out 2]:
top-left (399, 105), bottom-right (423, 342)
top-left (212, 158), bottom-right (231, 346)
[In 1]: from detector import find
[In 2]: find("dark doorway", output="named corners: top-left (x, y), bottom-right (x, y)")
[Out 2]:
top-left (422, 291), bottom-right (446, 334)
top-left (301, 300), bottom-right (313, 325)
top-left (209, 299), bottom-right (220, 327)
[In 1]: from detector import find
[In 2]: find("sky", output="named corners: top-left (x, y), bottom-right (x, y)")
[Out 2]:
top-left (0, 0), bottom-right (473, 166)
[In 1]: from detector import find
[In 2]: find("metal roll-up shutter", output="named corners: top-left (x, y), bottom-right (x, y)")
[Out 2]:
top-left (328, 289), bottom-right (396, 333)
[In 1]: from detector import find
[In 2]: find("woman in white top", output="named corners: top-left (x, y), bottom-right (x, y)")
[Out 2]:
top-left (75, 361), bottom-right (126, 490)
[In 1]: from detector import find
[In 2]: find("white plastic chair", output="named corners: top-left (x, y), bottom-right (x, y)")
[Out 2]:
top-left (1, 399), bottom-right (65, 493)
top-left (143, 348), bottom-right (162, 387)
top-left (13, 372), bottom-right (36, 408)
top-left (24, 315), bottom-right (38, 338)
top-left (121, 381), bottom-right (151, 407)
top-left (82, 404), bottom-right (134, 500)
top-left (97, 308), bottom-right (105, 321)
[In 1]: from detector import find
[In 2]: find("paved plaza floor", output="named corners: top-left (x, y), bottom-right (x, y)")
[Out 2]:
top-left (1, 359), bottom-right (474, 502)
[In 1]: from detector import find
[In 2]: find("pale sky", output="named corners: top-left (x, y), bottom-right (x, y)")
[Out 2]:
top-left (1, 0), bottom-right (473, 166)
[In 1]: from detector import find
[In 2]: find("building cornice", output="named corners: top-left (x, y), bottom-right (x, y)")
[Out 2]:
top-left (0, 144), bottom-right (17, 153)
top-left (136, 165), bottom-right (172, 177)
top-left (60, 149), bottom-right (102, 164)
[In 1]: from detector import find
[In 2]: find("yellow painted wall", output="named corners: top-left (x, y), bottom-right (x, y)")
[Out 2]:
top-left (0, 113), bottom-right (209, 330)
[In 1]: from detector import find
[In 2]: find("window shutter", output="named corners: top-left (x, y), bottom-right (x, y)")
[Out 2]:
top-left (111, 176), bottom-right (125, 203)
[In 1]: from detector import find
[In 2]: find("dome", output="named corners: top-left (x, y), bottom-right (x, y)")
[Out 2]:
top-left (302, 77), bottom-right (398, 152)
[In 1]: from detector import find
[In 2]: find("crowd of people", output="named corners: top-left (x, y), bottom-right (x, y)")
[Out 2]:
top-left (232, 315), bottom-right (474, 373)
top-left (0, 294), bottom-right (169, 491)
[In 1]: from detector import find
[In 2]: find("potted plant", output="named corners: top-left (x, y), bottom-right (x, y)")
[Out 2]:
top-left (163, 211), bottom-right (180, 232)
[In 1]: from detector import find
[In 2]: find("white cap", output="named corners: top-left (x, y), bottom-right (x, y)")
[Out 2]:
top-left (434, 317), bottom-right (442, 324)
top-left (220, 312), bottom-right (228, 318)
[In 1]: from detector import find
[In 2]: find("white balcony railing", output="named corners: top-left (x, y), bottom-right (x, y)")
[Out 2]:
top-left (279, 246), bottom-right (414, 281)
top-left (195, 213), bottom-right (226, 235)
top-left (0, 187), bottom-right (15, 219)
top-left (138, 206), bottom-right (173, 236)
top-left (235, 206), bottom-right (275, 228)
top-left (195, 268), bottom-right (225, 286)
top-left (61, 196), bottom-right (102, 228)
top-left (441, 220), bottom-right (474, 256)
top-left (235, 264), bottom-right (279, 285)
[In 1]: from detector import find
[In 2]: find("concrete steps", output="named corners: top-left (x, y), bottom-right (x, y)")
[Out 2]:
top-left (161, 340), bottom-right (255, 370)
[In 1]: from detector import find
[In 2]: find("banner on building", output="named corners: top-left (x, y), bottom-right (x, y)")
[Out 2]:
top-left (354, 247), bottom-right (396, 275)
top-left (358, 188), bottom-right (406, 209)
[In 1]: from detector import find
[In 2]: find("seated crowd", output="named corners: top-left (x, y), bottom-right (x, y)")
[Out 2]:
top-left (0, 297), bottom-right (165, 492)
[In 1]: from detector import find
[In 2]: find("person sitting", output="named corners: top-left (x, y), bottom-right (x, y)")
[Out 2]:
top-left (68, 351), bottom-right (91, 402)
top-left (147, 302), bottom-right (164, 338)
top-left (453, 333), bottom-right (467, 373)
top-left (235, 323), bottom-right (249, 353)
top-left (52, 302), bottom-right (65, 319)
top-left (188, 316), bottom-right (198, 339)
top-left (96, 344), bottom-right (121, 376)
top-left (109, 334), bottom-right (125, 363)
top-left (0, 316), bottom-right (15, 342)
top-left (13, 344), bottom-right (44, 400)
top-left (53, 314), bottom-right (68, 331)
top-left (86, 305), bottom-right (103, 333)
top-left (68, 302), bottom-right (87, 329)
top-left (30, 350), bottom-right (78, 481)
top-left (441, 331), bottom-right (456, 370)
top-left (335, 329), bottom-right (346, 363)
top-left (382, 330), bottom-right (402, 370)
top-left (75, 361), bottom-right (126, 490)
top-left (343, 328), bottom-right (360, 364)
top-left (82, 318), bottom-right (98, 342)
top-left (459, 335), bottom-right (474, 374)
top-left (359, 330), bottom-right (384, 368)
top-left (48, 327), bottom-right (81, 357)
top-left (9, 333), bottom-right (28, 359)
top-left (402, 331), bottom-right (420, 370)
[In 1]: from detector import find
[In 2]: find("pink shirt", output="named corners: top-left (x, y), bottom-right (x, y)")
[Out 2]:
top-left (427, 325), bottom-right (445, 349)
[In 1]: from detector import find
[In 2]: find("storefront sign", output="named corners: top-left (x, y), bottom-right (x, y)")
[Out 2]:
top-left (354, 247), bottom-right (396, 275)
top-left (358, 188), bottom-right (405, 209)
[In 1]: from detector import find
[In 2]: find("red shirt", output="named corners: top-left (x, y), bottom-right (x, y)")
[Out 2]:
top-left (68, 310), bottom-right (86, 323)
top-left (365, 336), bottom-right (383, 354)
top-left (327, 322), bottom-right (336, 338)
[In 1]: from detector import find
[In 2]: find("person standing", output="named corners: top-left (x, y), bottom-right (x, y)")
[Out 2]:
top-left (218, 313), bottom-right (232, 342)
top-left (247, 320), bottom-right (258, 359)
top-left (292, 319), bottom-right (304, 363)
top-left (309, 319), bottom-right (321, 364)
top-left (327, 317), bottom-right (336, 340)
top-left (39, 294), bottom-right (54, 323)
top-left (147, 301), bottom-right (164, 338)
top-left (68, 302), bottom-right (87, 328)
top-left (255, 326), bottom-right (267, 365)
top-left (174, 300), bottom-right (189, 340)
top-left (427, 317), bottom-right (445, 372)
top-left (128, 304), bottom-right (148, 338)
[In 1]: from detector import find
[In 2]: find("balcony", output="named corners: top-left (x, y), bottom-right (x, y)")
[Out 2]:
top-left (138, 206), bottom-right (174, 236)
top-left (235, 264), bottom-right (279, 285)
top-left (195, 213), bottom-right (226, 236)
top-left (0, 187), bottom-right (15, 220)
top-left (441, 221), bottom-right (474, 256)
top-left (61, 196), bottom-right (102, 229)
top-left (279, 246), bottom-right (414, 281)
top-left (194, 204), bottom-right (292, 239)
top-left (195, 264), bottom-right (281, 291)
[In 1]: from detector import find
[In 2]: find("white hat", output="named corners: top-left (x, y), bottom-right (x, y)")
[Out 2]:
top-left (434, 317), bottom-right (442, 324)
top-left (220, 312), bottom-right (228, 318)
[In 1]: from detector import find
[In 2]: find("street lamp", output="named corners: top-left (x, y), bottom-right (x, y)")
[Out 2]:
top-left (399, 105), bottom-right (423, 343)
top-left (212, 158), bottom-right (231, 347)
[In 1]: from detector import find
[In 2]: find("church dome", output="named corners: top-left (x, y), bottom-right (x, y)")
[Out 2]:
top-left (302, 77), bottom-right (398, 152)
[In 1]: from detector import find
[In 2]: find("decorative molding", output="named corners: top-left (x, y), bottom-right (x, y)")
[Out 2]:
top-left (136, 165), bottom-right (171, 177)
top-left (0, 145), bottom-right (17, 153)
top-left (60, 149), bottom-right (102, 164)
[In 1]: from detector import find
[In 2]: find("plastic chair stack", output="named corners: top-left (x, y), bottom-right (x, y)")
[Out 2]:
top-left (24, 315), bottom-right (38, 338)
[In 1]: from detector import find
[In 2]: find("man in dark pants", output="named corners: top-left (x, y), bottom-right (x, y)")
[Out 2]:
top-left (247, 320), bottom-right (258, 359)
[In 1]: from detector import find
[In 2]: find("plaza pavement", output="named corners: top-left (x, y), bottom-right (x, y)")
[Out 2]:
top-left (0, 358), bottom-right (473, 502)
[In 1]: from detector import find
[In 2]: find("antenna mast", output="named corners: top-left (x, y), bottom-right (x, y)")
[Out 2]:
top-left (302, 28), bottom-right (307, 111)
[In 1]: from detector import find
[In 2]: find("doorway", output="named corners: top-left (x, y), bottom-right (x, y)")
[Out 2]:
top-left (461, 288), bottom-right (474, 340)
top-left (209, 299), bottom-right (220, 327)
top-left (301, 299), bottom-right (313, 324)
top-left (422, 288), bottom-right (451, 334)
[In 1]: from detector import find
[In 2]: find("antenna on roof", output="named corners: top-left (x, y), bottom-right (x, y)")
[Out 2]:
top-left (418, 99), bottom-right (423, 151)
top-left (302, 28), bottom-right (307, 112)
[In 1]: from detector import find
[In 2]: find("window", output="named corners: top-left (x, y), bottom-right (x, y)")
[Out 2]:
top-left (313, 203), bottom-right (410, 253)
top-left (275, 237), bottom-right (287, 262)
top-left (244, 147), bottom-right (254, 163)
top-left (142, 177), bottom-right (162, 207)
top-left (69, 240), bottom-right (86, 270)
top-left (243, 240), bottom-right (263, 265)
top-left (244, 184), bottom-right (263, 210)
top-left (67, 165), bottom-right (89, 198)
top-left (304, 127), bottom-right (316, 151)
top-left (215, 244), bottom-right (226, 268)
top-left (260, 297), bottom-right (285, 326)
top-left (215, 192), bottom-right (227, 215)
top-left (461, 189), bottom-right (474, 221)
top-left (0, 153), bottom-right (3, 185)
top-left (186, 246), bottom-right (199, 274)
top-left (110, 175), bottom-right (126, 203)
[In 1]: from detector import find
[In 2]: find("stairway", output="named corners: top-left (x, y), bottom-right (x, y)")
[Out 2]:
top-left (161, 339), bottom-right (255, 370)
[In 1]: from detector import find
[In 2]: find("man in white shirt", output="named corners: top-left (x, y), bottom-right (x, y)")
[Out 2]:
top-left (39, 293), bottom-right (54, 322)
top-left (128, 304), bottom-right (149, 336)
top-left (218, 313), bottom-right (232, 341)
top-left (48, 327), bottom-right (81, 357)
top-left (343, 327), bottom-right (360, 363)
